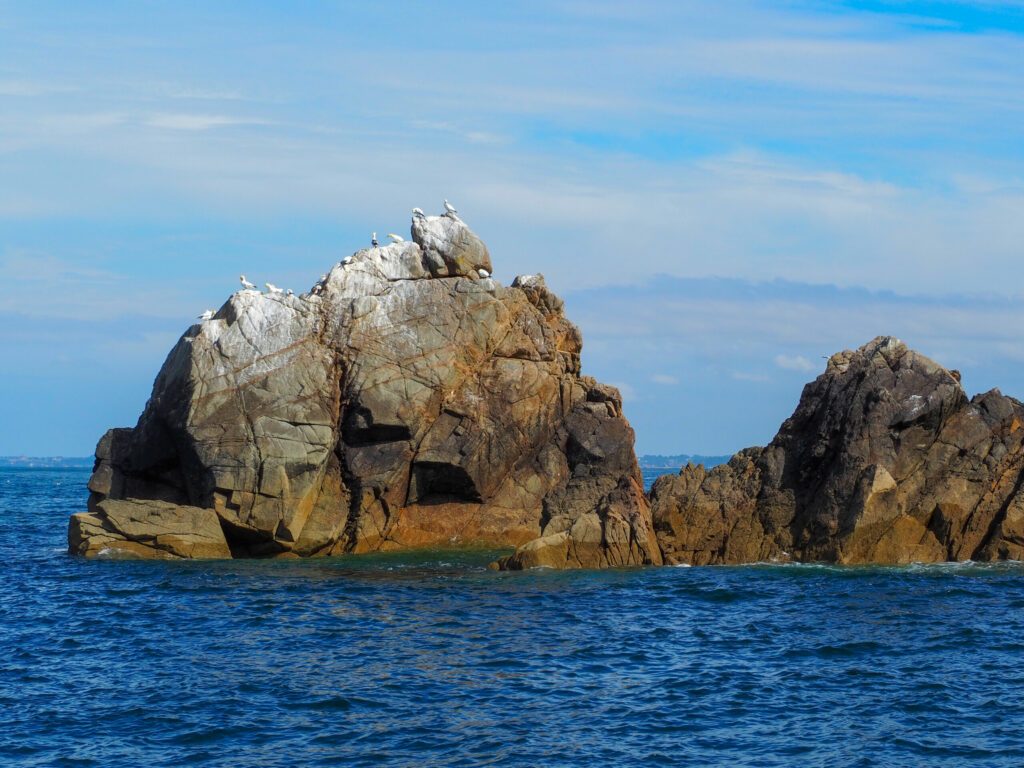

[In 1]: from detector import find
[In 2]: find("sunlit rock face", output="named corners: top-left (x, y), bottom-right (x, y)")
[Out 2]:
top-left (69, 210), bottom-right (660, 569)
top-left (652, 336), bottom-right (1024, 566)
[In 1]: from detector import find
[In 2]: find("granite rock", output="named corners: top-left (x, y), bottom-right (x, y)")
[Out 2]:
top-left (652, 336), bottom-right (1024, 565)
top-left (72, 210), bottom-right (658, 569)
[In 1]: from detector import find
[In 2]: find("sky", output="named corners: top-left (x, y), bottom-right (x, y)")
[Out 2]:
top-left (2, 1), bottom-right (1024, 456)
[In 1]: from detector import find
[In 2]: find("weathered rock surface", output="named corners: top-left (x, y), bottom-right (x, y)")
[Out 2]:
top-left (71, 210), bottom-right (659, 568)
top-left (652, 336), bottom-right (1024, 565)
top-left (69, 499), bottom-right (231, 559)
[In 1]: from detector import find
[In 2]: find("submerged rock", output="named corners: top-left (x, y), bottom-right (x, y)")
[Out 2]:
top-left (72, 210), bottom-right (659, 568)
top-left (652, 336), bottom-right (1024, 565)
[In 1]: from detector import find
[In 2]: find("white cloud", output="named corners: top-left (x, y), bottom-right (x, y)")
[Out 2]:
top-left (143, 113), bottom-right (270, 131)
top-left (774, 354), bottom-right (816, 372)
top-left (0, 252), bottom-right (195, 322)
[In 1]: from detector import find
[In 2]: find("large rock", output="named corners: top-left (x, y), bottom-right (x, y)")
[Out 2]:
top-left (652, 336), bottom-right (1024, 565)
top-left (69, 499), bottom-right (231, 559)
top-left (72, 210), bottom-right (659, 568)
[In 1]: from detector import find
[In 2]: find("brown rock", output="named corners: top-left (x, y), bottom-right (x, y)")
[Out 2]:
top-left (71, 210), bottom-right (654, 569)
top-left (652, 336), bottom-right (1024, 565)
top-left (69, 498), bottom-right (231, 559)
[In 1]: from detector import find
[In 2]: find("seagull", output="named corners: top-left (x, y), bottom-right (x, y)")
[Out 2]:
top-left (412, 207), bottom-right (425, 219)
top-left (265, 282), bottom-right (283, 294)
top-left (286, 289), bottom-right (294, 296)
top-left (311, 284), bottom-right (323, 296)
top-left (387, 233), bottom-right (404, 243)
top-left (477, 268), bottom-right (490, 279)
top-left (239, 275), bottom-right (257, 291)
top-left (198, 309), bottom-right (215, 321)
top-left (443, 199), bottom-right (457, 216)
top-left (371, 232), bottom-right (379, 247)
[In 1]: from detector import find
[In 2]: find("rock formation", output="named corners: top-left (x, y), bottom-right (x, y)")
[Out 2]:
top-left (652, 336), bottom-right (1024, 565)
top-left (69, 210), bottom-right (660, 568)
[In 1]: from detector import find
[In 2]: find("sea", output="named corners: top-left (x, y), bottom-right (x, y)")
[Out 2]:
top-left (4, 465), bottom-right (1024, 767)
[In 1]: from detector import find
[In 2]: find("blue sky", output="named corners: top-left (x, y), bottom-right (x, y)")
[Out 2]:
top-left (2, 1), bottom-right (1024, 456)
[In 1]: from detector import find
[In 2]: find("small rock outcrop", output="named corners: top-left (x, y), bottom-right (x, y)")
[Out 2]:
top-left (652, 336), bottom-right (1024, 565)
top-left (69, 210), bottom-right (660, 568)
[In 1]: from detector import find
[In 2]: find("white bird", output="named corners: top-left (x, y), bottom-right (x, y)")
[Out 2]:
top-left (477, 268), bottom-right (490, 279)
top-left (265, 282), bottom-right (283, 294)
top-left (412, 207), bottom-right (425, 218)
top-left (198, 309), bottom-right (215, 321)
top-left (239, 275), bottom-right (257, 291)
top-left (387, 233), bottom-right (404, 243)
top-left (286, 289), bottom-right (294, 296)
top-left (443, 199), bottom-right (457, 216)
top-left (371, 232), bottom-right (379, 247)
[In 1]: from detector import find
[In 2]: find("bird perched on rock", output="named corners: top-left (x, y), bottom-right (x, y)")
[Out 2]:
top-left (443, 199), bottom-right (457, 216)
top-left (371, 232), bottom-right (379, 247)
top-left (198, 309), bottom-right (215, 321)
top-left (387, 233), bottom-right (404, 243)
top-left (477, 268), bottom-right (490, 279)
top-left (265, 282), bottom-right (283, 294)
top-left (286, 289), bottom-right (294, 296)
top-left (239, 275), bottom-right (257, 291)
top-left (412, 207), bottom-right (425, 219)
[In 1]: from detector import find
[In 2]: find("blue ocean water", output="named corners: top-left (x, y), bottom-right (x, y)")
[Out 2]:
top-left (4, 467), bottom-right (1024, 767)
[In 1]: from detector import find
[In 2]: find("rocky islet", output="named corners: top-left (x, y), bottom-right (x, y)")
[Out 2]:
top-left (69, 209), bottom-right (660, 569)
top-left (651, 336), bottom-right (1024, 565)
top-left (68, 213), bottom-right (1024, 568)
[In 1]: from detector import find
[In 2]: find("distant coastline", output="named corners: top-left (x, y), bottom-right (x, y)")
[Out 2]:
top-left (1, 455), bottom-right (730, 471)
top-left (0, 454), bottom-right (729, 471)
top-left (0, 456), bottom-right (93, 468)
top-left (638, 454), bottom-right (730, 470)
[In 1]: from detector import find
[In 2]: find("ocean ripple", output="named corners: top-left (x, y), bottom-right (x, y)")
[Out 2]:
top-left (4, 467), bottom-right (1024, 766)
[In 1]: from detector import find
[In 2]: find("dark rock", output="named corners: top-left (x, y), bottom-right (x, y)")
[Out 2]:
top-left (652, 336), bottom-right (1024, 565)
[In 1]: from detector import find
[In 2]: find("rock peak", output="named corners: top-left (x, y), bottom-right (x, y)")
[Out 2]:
top-left (411, 212), bottom-right (492, 278)
top-left (823, 334), bottom-right (962, 393)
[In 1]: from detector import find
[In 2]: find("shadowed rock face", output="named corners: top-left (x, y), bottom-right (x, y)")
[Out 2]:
top-left (652, 336), bottom-right (1024, 565)
top-left (69, 212), bottom-right (660, 569)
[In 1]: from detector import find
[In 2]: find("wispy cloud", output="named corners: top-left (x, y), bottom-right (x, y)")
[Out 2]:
top-left (774, 353), bottom-right (816, 372)
top-left (143, 113), bottom-right (270, 131)
top-left (1, 1), bottom-right (1022, 454)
